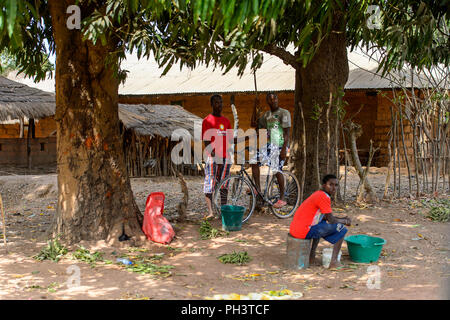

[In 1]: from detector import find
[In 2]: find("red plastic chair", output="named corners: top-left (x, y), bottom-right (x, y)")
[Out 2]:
top-left (142, 192), bottom-right (175, 244)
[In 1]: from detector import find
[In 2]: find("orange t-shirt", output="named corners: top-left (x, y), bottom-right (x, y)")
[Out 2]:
top-left (289, 190), bottom-right (332, 239)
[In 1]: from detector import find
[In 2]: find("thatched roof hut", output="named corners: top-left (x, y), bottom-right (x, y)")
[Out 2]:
top-left (0, 76), bottom-right (201, 134)
top-left (118, 104), bottom-right (202, 177)
top-left (0, 76), bottom-right (202, 176)
top-left (0, 76), bottom-right (55, 122)
top-left (118, 104), bottom-right (203, 177)
top-left (118, 103), bottom-right (201, 138)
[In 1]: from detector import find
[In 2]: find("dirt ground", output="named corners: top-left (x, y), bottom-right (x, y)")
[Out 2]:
top-left (0, 167), bottom-right (448, 300)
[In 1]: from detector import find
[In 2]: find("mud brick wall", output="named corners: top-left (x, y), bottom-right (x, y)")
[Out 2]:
top-left (120, 91), bottom-right (379, 151)
top-left (34, 116), bottom-right (57, 137)
top-left (0, 91), bottom-right (417, 170)
top-left (342, 90), bottom-right (378, 155)
top-left (0, 116), bottom-right (56, 138)
top-left (122, 90), bottom-right (415, 169)
top-left (0, 123), bottom-right (20, 138)
top-left (0, 137), bottom-right (57, 166)
top-left (119, 92), bottom-right (295, 133)
top-left (120, 91), bottom-right (384, 165)
top-left (373, 91), bottom-right (414, 168)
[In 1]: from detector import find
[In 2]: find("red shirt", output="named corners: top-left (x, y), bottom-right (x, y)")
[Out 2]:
top-left (289, 190), bottom-right (332, 239)
top-left (202, 114), bottom-right (231, 159)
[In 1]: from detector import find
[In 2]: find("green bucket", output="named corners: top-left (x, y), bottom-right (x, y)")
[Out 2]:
top-left (221, 205), bottom-right (245, 231)
top-left (345, 235), bottom-right (386, 263)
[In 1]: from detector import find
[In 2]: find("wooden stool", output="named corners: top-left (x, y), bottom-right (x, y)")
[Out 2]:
top-left (285, 233), bottom-right (311, 270)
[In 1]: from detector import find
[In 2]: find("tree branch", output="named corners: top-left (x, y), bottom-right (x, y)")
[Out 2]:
top-left (261, 44), bottom-right (300, 69)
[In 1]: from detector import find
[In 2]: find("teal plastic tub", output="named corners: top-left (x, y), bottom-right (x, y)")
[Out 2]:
top-left (345, 235), bottom-right (386, 263)
top-left (221, 205), bottom-right (245, 231)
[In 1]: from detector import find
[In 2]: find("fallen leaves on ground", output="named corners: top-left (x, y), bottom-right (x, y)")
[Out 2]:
top-left (205, 289), bottom-right (303, 300)
top-left (225, 273), bottom-right (263, 281)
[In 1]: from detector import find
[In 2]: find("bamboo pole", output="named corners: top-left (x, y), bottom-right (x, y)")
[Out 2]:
top-left (27, 119), bottom-right (32, 171)
top-left (131, 132), bottom-right (136, 177)
top-left (163, 138), bottom-right (168, 176)
top-left (410, 69), bottom-right (419, 193)
top-left (412, 121), bottom-right (421, 197)
top-left (383, 130), bottom-right (393, 199)
top-left (340, 118), bottom-right (348, 202)
top-left (138, 136), bottom-right (143, 176)
top-left (315, 113), bottom-right (321, 190)
top-left (19, 118), bottom-right (24, 138)
top-left (390, 105), bottom-right (397, 197)
top-left (415, 100), bottom-right (426, 195)
top-left (0, 193), bottom-right (7, 253)
top-left (298, 102), bottom-right (307, 203)
top-left (335, 97), bottom-right (341, 203)
top-left (150, 139), bottom-right (155, 176)
top-left (431, 105), bottom-right (437, 194)
top-left (395, 111), bottom-right (401, 198)
top-left (326, 93), bottom-right (333, 174)
top-left (435, 102), bottom-right (449, 193)
top-left (399, 108), bottom-right (412, 196)
top-left (442, 138), bottom-right (447, 192)
top-left (421, 128), bottom-right (429, 193)
top-left (447, 140), bottom-right (450, 192)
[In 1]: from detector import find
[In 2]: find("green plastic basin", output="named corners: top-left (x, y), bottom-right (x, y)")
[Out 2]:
top-left (345, 235), bottom-right (386, 263)
top-left (221, 205), bottom-right (245, 231)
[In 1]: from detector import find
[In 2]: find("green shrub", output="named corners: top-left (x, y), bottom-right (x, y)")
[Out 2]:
top-left (218, 251), bottom-right (252, 265)
top-left (116, 253), bottom-right (174, 277)
top-left (428, 206), bottom-right (450, 222)
top-left (124, 261), bottom-right (174, 277)
top-left (72, 246), bottom-right (104, 267)
top-left (33, 237), bottom-right (68, 262)
top-left (421, 199), bottom-right (450, 222)
top-left (199, 220), bottom-right (228, 240)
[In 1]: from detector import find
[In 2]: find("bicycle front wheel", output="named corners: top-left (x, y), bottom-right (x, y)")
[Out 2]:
top-left (267, 171), bottom-right (301, 218)
top-left (212, 175), bottom-right (256, 223)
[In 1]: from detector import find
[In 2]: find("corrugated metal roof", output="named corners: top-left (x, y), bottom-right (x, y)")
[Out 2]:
top-left (119, 50), bottom-right (441, 94)
top-left (7, 49), bottom-right (438, 95)
top-left (118, 53), bottom-right (295, 95)
top-left (6, 72), bottom-right (56, 94)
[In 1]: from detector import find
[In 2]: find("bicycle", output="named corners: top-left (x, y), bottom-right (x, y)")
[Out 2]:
top-left (211, 160), bottom-right (301, 223)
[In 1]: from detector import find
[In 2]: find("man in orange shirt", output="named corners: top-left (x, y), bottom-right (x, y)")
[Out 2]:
top-left (290, 174), bottom-right (351, 268)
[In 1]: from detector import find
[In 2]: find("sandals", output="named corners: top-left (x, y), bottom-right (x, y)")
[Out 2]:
top-left (273, 199), bottom-right (287, 208)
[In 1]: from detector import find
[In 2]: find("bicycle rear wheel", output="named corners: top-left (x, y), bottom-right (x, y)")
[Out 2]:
top-left (267, 171), bottom-right (301, 218)
top-left (212, 175), bottom-right (256, 223)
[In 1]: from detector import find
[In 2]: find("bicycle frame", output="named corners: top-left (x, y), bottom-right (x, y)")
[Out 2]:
top-left (213, 162), bottom-right (299, 222)
top-left (237, 164), bottom-right (278, 205)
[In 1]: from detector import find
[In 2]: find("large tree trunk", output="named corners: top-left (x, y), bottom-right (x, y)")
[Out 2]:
top-left (49, 0), bottom-right (143, 244)
top-left (291, 19), bottom-right (349, 199)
